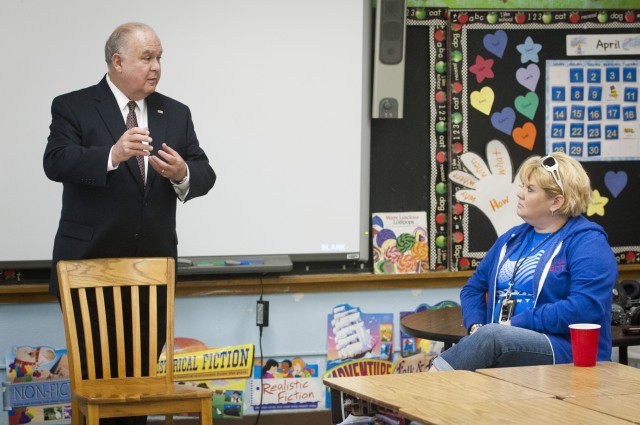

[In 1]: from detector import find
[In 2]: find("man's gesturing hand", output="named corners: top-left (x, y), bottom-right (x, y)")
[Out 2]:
top-left (149, 143), bottom-right (188, 182)
top-left (111, 127), bottom-right (153, 165)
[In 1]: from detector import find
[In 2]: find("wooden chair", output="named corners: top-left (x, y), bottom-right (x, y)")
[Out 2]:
top-left (57, 257), bottom-right (213, 425)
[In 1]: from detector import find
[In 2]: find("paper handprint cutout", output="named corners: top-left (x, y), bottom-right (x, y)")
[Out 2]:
top-left (450, 140), bottom-right (538, 237)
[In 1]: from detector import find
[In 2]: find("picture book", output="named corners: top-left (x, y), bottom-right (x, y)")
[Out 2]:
top-left (372, 211), bottom-right (428, 274)
top-left (3, 345), bottom-right (70, 425)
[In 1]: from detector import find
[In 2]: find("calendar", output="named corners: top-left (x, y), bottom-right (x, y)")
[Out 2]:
top-left (546, 60), bottom-right (640, 161)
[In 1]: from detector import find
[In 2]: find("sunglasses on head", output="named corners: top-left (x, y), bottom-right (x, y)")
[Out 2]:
top-left (540, 155), bottom-right (564, 195)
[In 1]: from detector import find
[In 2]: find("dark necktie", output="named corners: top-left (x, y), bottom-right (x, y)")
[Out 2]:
top-left (126, 101), bottom-right (145, 182)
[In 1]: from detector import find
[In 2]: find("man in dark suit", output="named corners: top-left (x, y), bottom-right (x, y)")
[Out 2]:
top-left (43, 22), bottom-right (216, 425)
top-left (44, 22), bottom-right (215, 287)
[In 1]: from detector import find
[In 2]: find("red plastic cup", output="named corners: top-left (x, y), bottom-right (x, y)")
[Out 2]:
top-left (569, 323), bottom-right (601, 367)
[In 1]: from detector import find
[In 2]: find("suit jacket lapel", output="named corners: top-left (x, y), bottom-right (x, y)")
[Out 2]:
top-left (95, 77), bottom-right (145, 187)
top-left (95, 77), bottom-right (126, 145)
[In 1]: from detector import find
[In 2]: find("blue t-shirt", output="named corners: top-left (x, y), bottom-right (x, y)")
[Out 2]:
top-left (493, 230), bottom-right (556, 323)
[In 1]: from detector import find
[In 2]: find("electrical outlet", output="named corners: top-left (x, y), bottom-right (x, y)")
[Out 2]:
top-left (256, 300), bottom-right (269, 327)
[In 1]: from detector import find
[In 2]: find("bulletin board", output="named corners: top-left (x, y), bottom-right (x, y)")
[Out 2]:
top-left (447, 9), bottom-right (640, 271)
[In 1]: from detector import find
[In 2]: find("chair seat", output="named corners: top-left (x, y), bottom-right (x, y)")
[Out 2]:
top-left (75, 378), bottom-right (213, 405)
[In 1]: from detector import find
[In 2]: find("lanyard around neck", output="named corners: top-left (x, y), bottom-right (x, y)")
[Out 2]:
top-left (505, 230), bottom-right (556, 299)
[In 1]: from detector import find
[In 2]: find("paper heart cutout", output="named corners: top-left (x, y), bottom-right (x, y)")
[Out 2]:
top-left (516, 64), bottom-right (540, 92)
top-left (483, 30), bottom-right (508, 58)
top-left (512, 122), bottom-right (537, 150)
top-left (604, 171), bottom-right (628, 198)
top-left (514, 92), bottom-right (539, 120)
top-left (470, 87), bottom-right (495, 116)
top-left (491, 107), bottom-right (516, 135)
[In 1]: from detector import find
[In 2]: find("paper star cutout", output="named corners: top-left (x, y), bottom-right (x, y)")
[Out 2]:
top-left (516, 36), bottom-right (542, 64)
top-left (586, 189), bottom-right (609, 217)
top-left (469, 55), bottom-right (495, 83)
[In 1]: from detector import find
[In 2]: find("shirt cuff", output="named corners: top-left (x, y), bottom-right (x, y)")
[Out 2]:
top-left (171, 165), bottom-right (190, 202)
top-left (108, 147), bottom-right (118, 171)
top-left (171, 165), bottom-right (190, 187)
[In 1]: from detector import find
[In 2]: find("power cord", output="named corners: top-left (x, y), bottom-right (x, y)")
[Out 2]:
top-left (254, 279), bottom-right (268, 425)
top-left (254, 320), bottom-right (264, 425)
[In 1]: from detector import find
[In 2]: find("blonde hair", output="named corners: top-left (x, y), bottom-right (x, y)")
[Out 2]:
top-left (518, 152), bottom-right (592, 217)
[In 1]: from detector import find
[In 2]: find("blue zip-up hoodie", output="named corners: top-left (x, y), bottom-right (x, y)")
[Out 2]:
top-left (460, 215), bottom-right (617, 364)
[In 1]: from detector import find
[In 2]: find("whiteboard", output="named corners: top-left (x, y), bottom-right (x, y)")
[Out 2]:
top-left (0, 0), bottom-right (371, 265)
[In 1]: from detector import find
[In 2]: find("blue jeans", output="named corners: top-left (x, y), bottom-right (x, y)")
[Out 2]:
top-left (431, 323), bottom-right (554, 371)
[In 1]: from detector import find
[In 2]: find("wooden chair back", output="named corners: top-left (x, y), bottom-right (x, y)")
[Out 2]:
top-left (57, 257), bottom-right (212, 425)
top-left (58, 257), bottom-right (174, 385)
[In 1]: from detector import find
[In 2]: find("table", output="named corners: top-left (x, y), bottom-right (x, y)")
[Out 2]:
top-left (400, 305), bottom-right (640, 365)
top-left (476, 361), bottom-right (640, 399)
top-left (400, 306), bottom-right (465, 350)
top-left (401, 397), bottom-right (631, 425)
top-left (324, 364), bottom-right (640, 424)
top-left (324, 370), bottom-right (552, 424)
top-left (564, 394), bottom-right (640, 424)
top-left (612, 325), bottom-right (640, 365)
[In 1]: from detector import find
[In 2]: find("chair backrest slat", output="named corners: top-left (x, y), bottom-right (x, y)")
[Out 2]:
top-left (131, 285), bottom-right (141, 377)
top-left (148, 285), bottom-right (158, 377)
top-left (94, 287), bottom-right (111, 378)
top-left (77, 288), bottom-right (96, 380)
top-left (113, 286), bottom-right (126, 378)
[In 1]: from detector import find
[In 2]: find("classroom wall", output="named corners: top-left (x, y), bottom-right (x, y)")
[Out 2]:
top-left (0, 287), bottom-right (461, 422)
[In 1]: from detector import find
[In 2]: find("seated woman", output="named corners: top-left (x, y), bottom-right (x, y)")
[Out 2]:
top-left (430, 152), bottom-right (617, 371)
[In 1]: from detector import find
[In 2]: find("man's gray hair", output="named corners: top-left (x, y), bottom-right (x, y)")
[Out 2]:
top-left (104, 22), bottom-right (154, 66)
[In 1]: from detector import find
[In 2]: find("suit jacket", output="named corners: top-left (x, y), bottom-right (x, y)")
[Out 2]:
top-left (44, 76), bottom-right (216, 296)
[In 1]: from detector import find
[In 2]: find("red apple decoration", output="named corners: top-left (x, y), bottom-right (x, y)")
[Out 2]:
top-left (625, 11), bottom-right (636, 23)
top-left (434, 29), bottom-right (445, 42)
top-left (569, 12), bottom-right (581, 23)
top-left (436, 151), bottom-right (446, 163)
top-left (458, 13), bottom-right (468, 24)
top-left (514, 12), bottom-right (526, 24)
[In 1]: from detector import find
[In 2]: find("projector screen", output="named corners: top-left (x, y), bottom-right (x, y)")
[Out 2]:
top-left (0, 0), bottom-right (371, 266)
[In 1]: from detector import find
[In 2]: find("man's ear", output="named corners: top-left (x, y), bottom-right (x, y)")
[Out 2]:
top-left (111, 53), bottom-right (123, 71)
